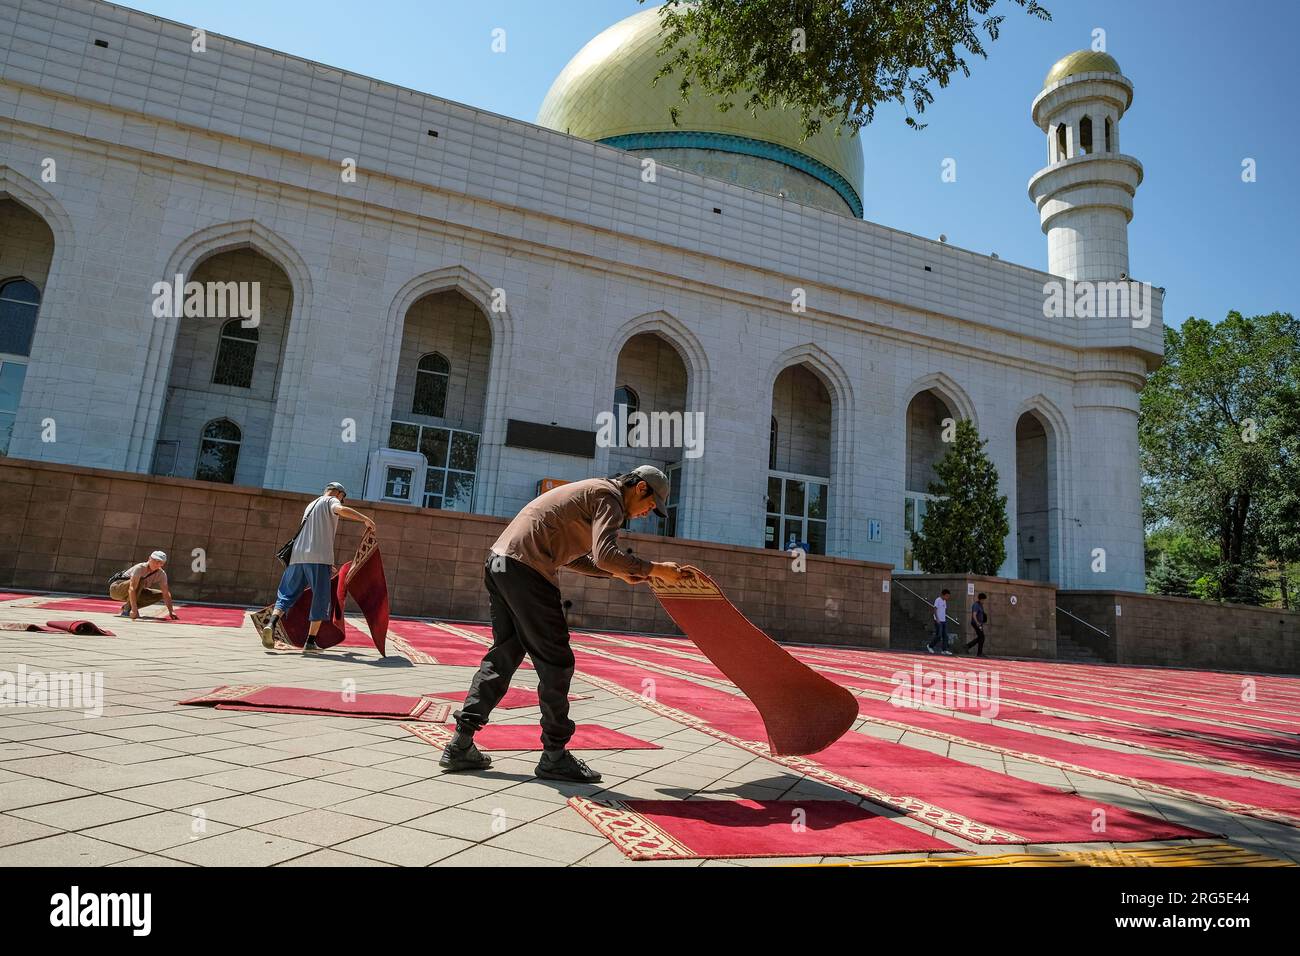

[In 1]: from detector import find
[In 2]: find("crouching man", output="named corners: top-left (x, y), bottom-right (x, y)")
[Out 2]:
top-left (109, 550), bottom-right (177, 620)
top-left (441, 465), bottom-right (697, 782)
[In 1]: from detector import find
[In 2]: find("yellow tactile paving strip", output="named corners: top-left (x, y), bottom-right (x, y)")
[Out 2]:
top-left (809, 844), bottom-right (1293, 867)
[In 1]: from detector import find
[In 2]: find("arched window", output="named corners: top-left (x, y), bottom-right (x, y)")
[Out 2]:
top-left (413, 352), bottom-right (450, 417)
top-left (195, 418), bottom-right (241, 484)
top-left (1055, 123), bottom-right (1068, 161)
top-left (212, 319), bottom-right (259, 388)
top-left (769, 416), bottom-right (778, 469)
top-left (0, 278), bottom-right (41, 358)
top-left (1104, 116), bottom-right (1114, 152)
top-left (614, 384), bottom-right (639, 446)
top-left (1079, 116), bottom-right (1093, 155)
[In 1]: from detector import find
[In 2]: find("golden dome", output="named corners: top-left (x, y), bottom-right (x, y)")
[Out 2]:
top-left (537, 5), bottom-right (864, 216)
top-left (1043, 50), bottom-right (1122, 88)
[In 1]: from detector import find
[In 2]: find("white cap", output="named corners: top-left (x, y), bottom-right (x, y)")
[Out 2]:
top-left (150, 550), bottom-right (168, 562)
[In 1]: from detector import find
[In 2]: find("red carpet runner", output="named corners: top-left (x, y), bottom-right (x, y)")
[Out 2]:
top-left (849, 696), bottom-right (1300, 828)
top-left (36, 598), bottom-right (248, 627)
top-left (649, 571), bottom-right (857, 756)
top-left (569, 797), bottom-right (954, 860)
top-left (180, 685), bottom-right (450, 721)
top-left (436, 622), bottom-right (1209, 845)
top-left (388, 620), bottom-right (533, 667)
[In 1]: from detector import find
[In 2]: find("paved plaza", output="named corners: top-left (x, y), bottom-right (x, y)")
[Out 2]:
top-left (0, 594), bottom-right (1296, 867)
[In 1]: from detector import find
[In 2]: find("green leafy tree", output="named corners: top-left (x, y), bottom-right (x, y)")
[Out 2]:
top-left (645, 0), bottom-right (1051, 136)
top-left (1145, 525), bottom-right (1216, 599)
top-left (1257, 383), bottom-right (1300, 607)
top-left (1140, 312), bottom-right (1300, 605)
top-left (1144, 525), bottom-right (1213, 598)
top-left (910, 419), bottom-right (1009, 574)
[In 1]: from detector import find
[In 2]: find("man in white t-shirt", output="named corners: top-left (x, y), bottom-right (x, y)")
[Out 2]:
top-left (261, 482), bottom-right (374, 651)
top-left (926, 588), bottom-right (953, 655)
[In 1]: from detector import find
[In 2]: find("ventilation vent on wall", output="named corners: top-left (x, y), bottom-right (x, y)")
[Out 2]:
top-left (93, 38), bottom-right (109, 48)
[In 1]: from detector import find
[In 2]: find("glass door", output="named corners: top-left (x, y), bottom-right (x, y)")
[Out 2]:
top-left (902, 492), bottom-right (937, 572)
top-left (0, 360), bottom-right (27, 455)
top-left (388, 421), bottom-right (480, 511)
top-left (764, 471), bottom-right (828, 555)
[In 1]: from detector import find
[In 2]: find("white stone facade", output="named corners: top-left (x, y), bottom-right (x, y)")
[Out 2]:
top-left (0, 0), bottom-right (1162, 590)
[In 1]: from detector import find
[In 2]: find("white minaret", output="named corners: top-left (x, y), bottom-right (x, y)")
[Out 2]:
top-left (1028, 50), bottom-right (1143, 281)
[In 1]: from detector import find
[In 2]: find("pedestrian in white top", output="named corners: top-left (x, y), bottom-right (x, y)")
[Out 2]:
top-left (926, 588), bottom-right (953, 655)
top-left (260, 482), bottom-right (374, 652)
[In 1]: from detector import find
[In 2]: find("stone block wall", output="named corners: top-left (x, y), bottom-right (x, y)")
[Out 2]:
top-left (0, 458), bottom-right (891, 647)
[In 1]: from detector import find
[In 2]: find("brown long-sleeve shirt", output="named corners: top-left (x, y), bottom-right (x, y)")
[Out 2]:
top-left (490, 478), bottom-right (654, 587)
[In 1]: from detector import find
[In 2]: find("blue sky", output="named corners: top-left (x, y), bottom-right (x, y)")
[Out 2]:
top-left (121, 0), bottom-right (1297, 329)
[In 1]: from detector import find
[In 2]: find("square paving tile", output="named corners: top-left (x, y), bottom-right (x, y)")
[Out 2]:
top-left (252, 809), bottom-right (387, 846)
top-left (160, 829), bottom-right (317, 866)
top-left (332, 827), bottom-right (471, 866)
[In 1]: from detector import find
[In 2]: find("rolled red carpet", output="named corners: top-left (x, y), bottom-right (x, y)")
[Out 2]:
top-left (45, 620), bottom-right (114, 636)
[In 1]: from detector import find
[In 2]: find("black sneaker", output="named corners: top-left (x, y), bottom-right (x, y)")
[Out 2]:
top-left (303, 638), bottom-right (322, 653)
top-left (439, 738), bottom-right (493, 772)
top-left (536, 750), bottom-right (602, 783)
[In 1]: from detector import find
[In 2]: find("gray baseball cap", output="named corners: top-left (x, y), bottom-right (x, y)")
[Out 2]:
top-left (629, 465), bottom-right (670, 518)
top-left (325, 481), bottom-right (347, 497)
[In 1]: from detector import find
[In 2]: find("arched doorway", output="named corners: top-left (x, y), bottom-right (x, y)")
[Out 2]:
top-left (0, 199), bottom-right (55, 456)
top-left (151, 248), bottom-right (293, 485)
top-left (609, 331), bottom-right (689, 536)
top-left (766, 362), bottom-right (831, 555)
top-left (1015, 410), bottom-right (1058, 582)
top-left (902, 388), bottom-right (956, 571)
top-left (385, 290), bottom-right (492, 512)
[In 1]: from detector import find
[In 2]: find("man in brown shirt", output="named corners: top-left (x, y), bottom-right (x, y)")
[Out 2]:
top-left (441, 465), bottom-right (698, 782)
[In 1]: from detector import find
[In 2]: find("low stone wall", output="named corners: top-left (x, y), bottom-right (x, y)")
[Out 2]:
top-left (0, 458), bottom-right (891, 647)
top-left (1057, 590), bottom-right (1300, 675)
top-left (891, 573), bottom-right (1058, 659)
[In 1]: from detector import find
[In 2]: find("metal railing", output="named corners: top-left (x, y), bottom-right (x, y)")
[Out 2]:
top-left (892, 579), bottom-right (966, 631)
top-left (1055, 605), bottom-right (1110, 639)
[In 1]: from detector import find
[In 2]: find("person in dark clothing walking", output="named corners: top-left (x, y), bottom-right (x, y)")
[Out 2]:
top-left (967, 592), bottom-right (989, 656)
top-left (440, 465), bottom-right (698, 783)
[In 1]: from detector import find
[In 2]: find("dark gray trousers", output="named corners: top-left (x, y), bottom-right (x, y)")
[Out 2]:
top-left (453, 555), bottom-right (576, 750)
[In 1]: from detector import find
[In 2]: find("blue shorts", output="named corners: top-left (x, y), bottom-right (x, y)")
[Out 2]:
top-left (274, 563), bottom-right (332, 621)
